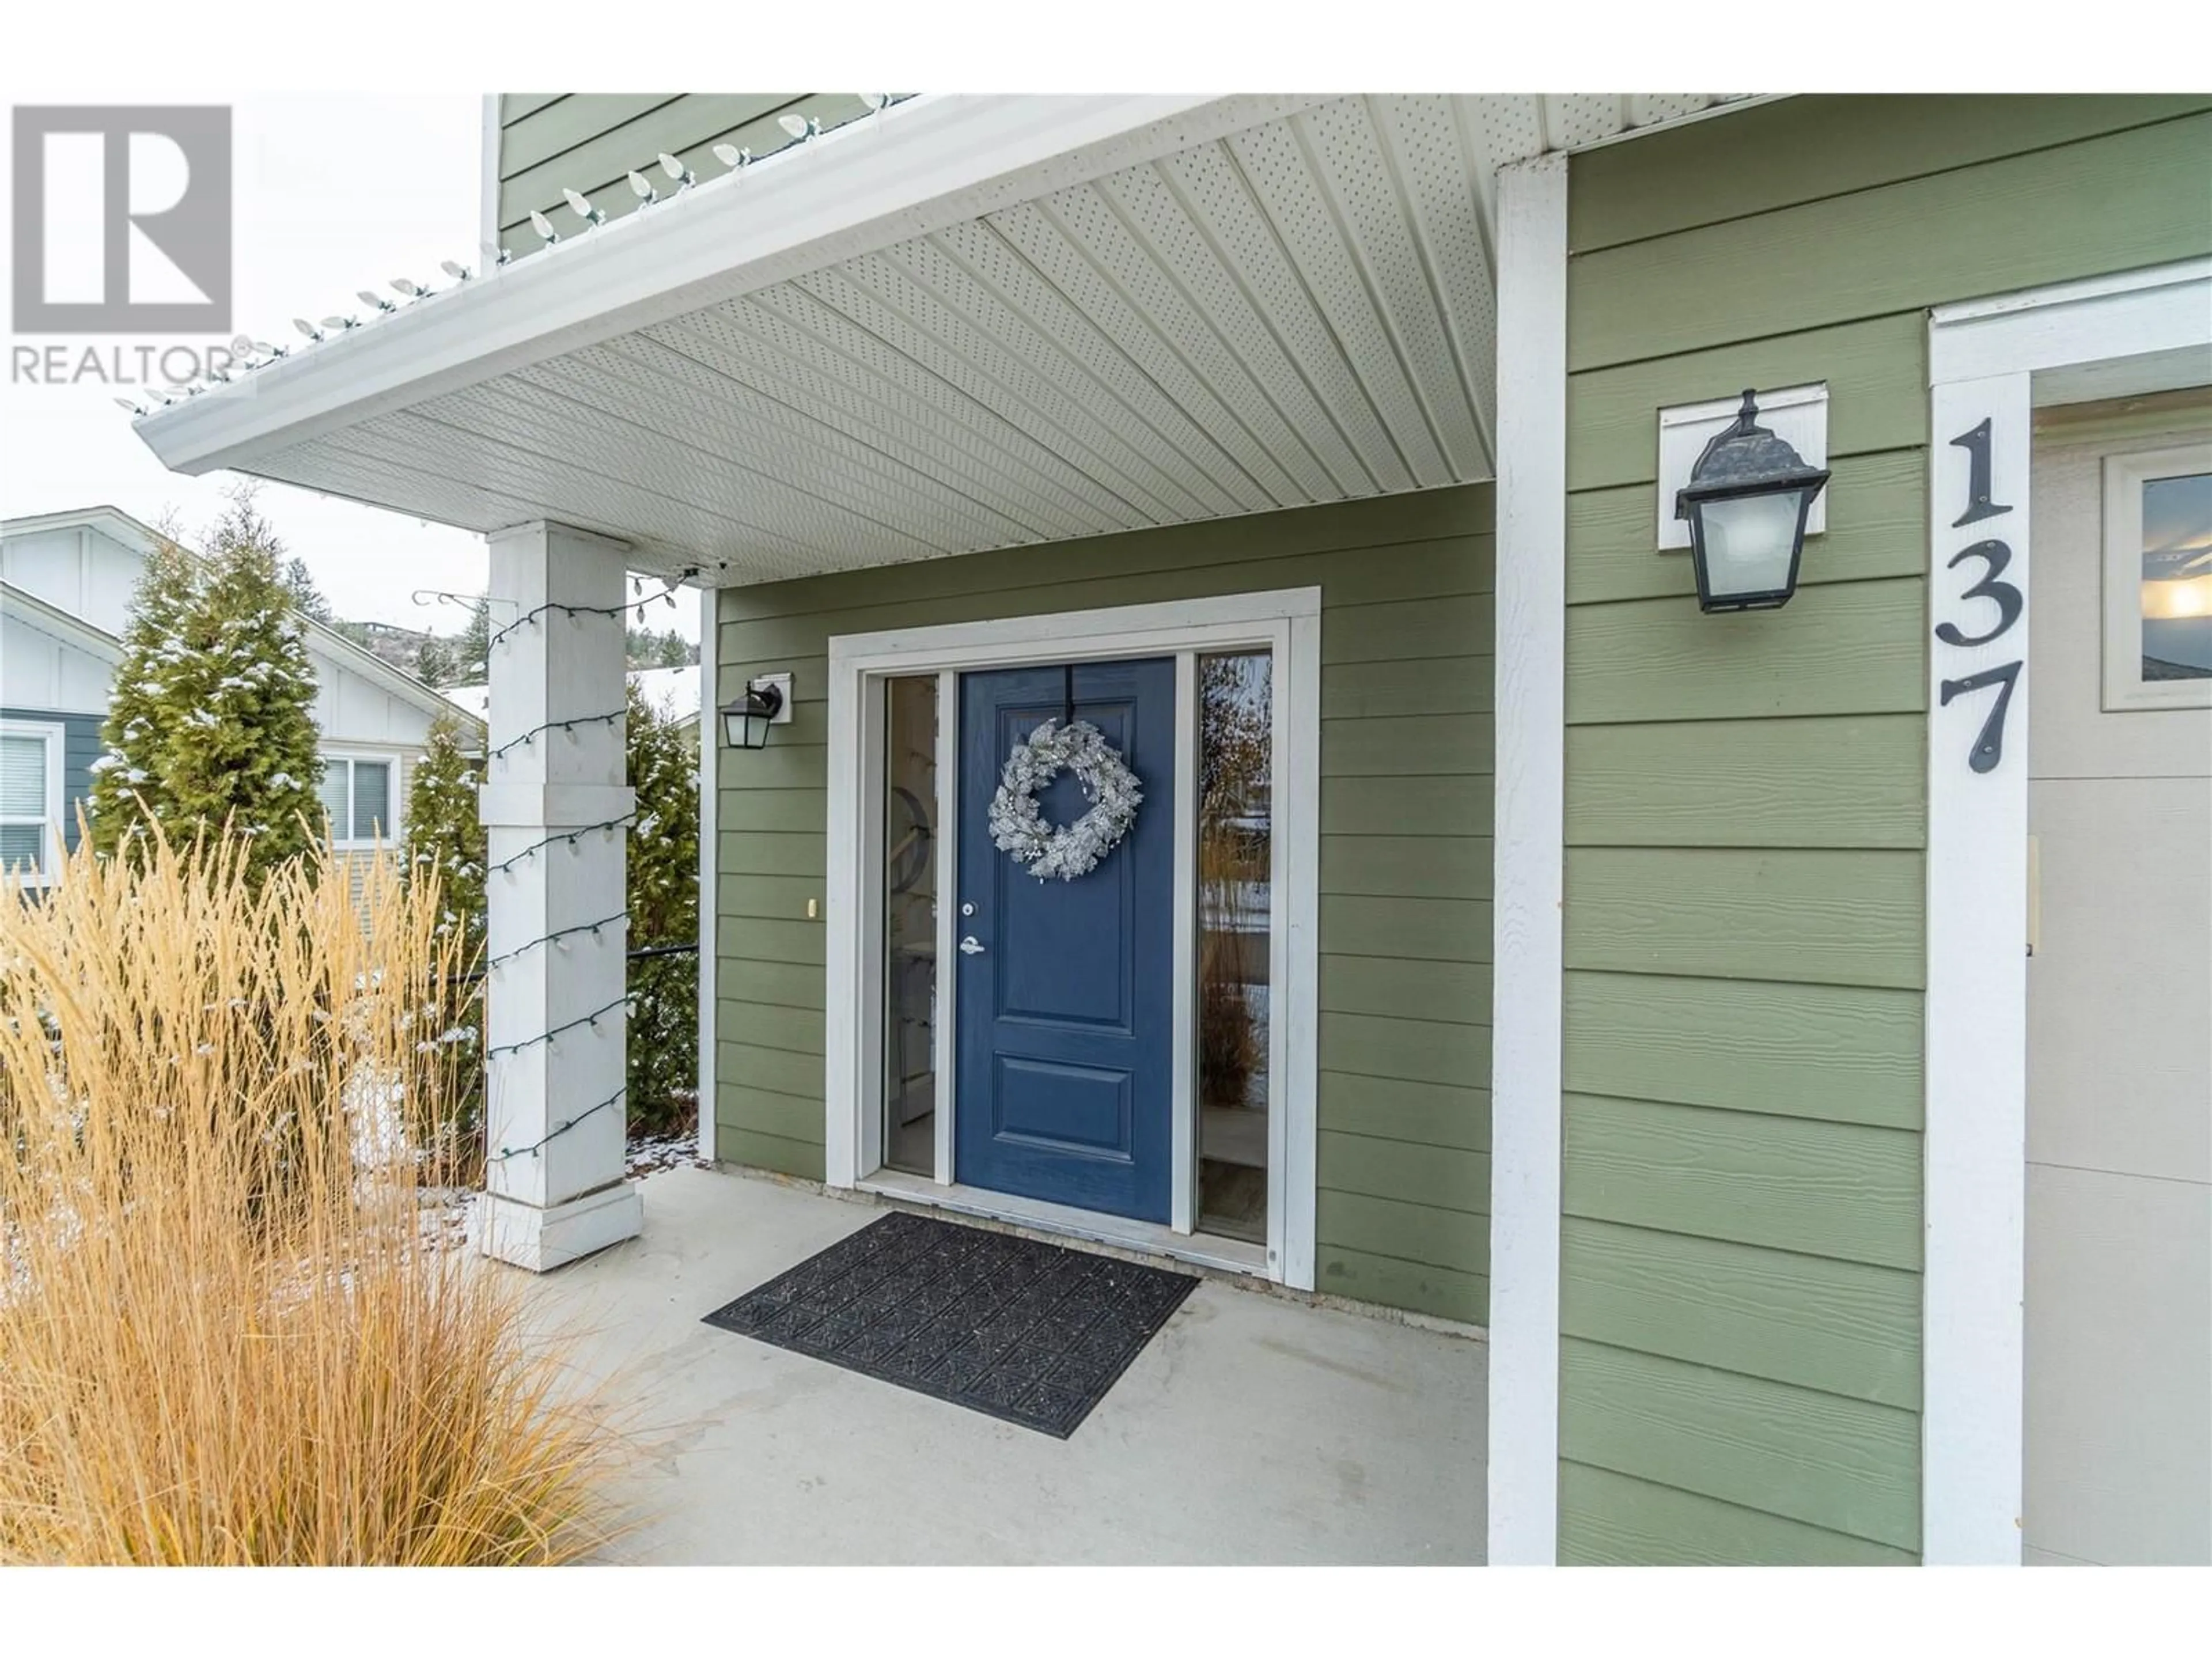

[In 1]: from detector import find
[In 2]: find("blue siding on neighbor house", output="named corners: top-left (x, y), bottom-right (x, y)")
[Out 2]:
top-left (3, 706), bottom-right (104, 852)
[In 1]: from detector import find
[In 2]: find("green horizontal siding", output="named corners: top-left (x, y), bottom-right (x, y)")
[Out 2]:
top-left (1314, 1245), bottom-right (1485, 1325)
top-left (1321, 713), bottom-right (1491, 777)
top-left (717, 999), bottom-right (824, 1056)
top-left (1562, 1094), bottom-right (1922, 1272)
top-left (1565, 577), bottom-right (1927, 726)
top-left (1320, 834), bottom-right (1491, 899)
top-left (1565, 716), bottom-right (1926, 850)
top-left (1320, 771), bottom-right (1491, 836)
top-left (715, 1125), bottom-right (825, 1183)
top-left (1319, 1190), bottom-right (1488, 1278)
top-left (718, 487), bottom-right (1493, 619)
top-left (1560, 1339), bottom-right (1922, 1553)
top-left (1562, 1218), bottom-right (1922, 1410)
top-left (1320, 954), bottom-right (1492, 1025)
top-left (1563, 971), bottom-right (1922, 1130)
top-left (1318, 893), bottom-right (1490, 964)
top-left (1565, 93), bottom-right (2212, 252)
top-left (1563, 847), bottom-right (1925, 990)
top-left (1318, 1071), bottom-right (1489, 1152)
top-left (1552, 92), bottom-right (2212, 1563)
top-left (1323, 655), bottom-right (1494, 719)
top-left (714, 486), bottom-right (1495, 1323)
top-left (1569, 111), bottom-right (2212, 372)
top-left (1558, 1463), bottom-right (1916, 1567)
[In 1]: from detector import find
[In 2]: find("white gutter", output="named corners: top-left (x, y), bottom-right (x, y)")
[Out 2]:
top-left (135, 93), bottom-right (1328, 478)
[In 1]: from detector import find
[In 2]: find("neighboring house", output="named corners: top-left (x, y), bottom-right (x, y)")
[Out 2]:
top-left (444, 662), bottom-right (698, 744)
top-left (1, 505), bottom-right (485, 883)
top-left (127, 95), bottom-right (2212, 1567)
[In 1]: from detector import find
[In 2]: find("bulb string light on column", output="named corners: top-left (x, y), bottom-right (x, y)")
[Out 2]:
top-left (484, 709), bottom-right (627, 766)
top-left (483, 571), bottom-right (699, 654)
top-left (485, 994), bottom-right (631, 1060)
top-left (475, 599), bottom-right (641, 1169)
top-left (489, 1085), bottom-right (628, 1164)
top-left (483, 816), bottom-right (634, 877)
top-left (483, 912), bottom-right (630, 974)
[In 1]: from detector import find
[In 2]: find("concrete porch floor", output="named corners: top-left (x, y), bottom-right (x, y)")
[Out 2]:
top-left (525, 1164), bottom-right (1487, 1565)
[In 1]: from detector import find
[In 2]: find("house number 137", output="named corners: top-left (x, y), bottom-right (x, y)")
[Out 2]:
top-left (1936, 418), bottom-right (2023, 774)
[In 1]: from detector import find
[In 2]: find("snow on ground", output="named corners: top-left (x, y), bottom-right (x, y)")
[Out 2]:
top-left (624, 1129), bottom-right (702, 1179)
top-left (418, 1129), bottom-right (704, 1255)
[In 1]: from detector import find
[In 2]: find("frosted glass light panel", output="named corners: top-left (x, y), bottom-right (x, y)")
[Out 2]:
top-left (2139, 471), bottom-right (2212, 681)
top-left (1196, 652), bottom-right (1272, 1243)
top-left (880, 675), bottom-right (939, 1176)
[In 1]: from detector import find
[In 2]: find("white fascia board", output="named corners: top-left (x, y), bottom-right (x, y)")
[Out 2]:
top-left (2, 503), bottom-right (162, 558)
top-left (1, 579), bottom-right (124, 661)
top-left (135, 94), bottom-right (1324, 478)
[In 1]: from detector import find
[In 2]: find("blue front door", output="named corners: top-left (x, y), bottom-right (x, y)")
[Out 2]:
top-left (955, 658), bottom-right (1175, 1222)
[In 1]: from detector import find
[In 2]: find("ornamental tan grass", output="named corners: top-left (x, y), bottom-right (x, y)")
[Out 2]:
top-left (0, 829), bottom-right (622, 1565)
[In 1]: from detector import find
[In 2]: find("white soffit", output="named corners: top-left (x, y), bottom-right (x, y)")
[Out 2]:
top-left (137, 93), bottom-right (1747, 586)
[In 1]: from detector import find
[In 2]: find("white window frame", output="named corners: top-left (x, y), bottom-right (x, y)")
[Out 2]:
top-left (1923, 255), bottom-right (2211, 1566)
top-left (2101, 441), bottom-right (2212, 712)
top-left (822, 588), bottom-right (1321, 1290)
top-left (0, 718), bottom-right (67, 887)
top-left (318, 749), bottom-right (402, 850)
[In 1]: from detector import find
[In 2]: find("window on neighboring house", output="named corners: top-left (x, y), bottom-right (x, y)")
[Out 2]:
top-left (1, 721), bottom-right (64, 885)
top-left (317, 754), bottom-right (397, 847)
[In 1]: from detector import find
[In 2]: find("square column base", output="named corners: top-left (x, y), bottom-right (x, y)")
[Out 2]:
top-left (480, 1180), bottom-right (643, 1272)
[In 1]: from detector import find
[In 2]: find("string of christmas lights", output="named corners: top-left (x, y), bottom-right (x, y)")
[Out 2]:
top-left (485, 994), bottom-right (631, 1061)
top-left (484, 708), bottom-right (627, 766)
top-left (482, 573), bottom-right (698, 655)
top-left (483, 912), bottom-right (630, 974)
top-left (113, 98), bottom-right (914, 418)
top-left (484, 816), bottom-right (634, 878)
top-left (490, 1085), bottom-right (627, 1165)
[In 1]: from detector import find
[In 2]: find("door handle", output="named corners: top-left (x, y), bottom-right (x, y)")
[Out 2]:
top-left (959, 935), bottom-right (985, 956)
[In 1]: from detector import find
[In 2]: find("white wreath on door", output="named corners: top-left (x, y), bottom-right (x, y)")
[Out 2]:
top-left (986, 718), bottom-right (1143, 881)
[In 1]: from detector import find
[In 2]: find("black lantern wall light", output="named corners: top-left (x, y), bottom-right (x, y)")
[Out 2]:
top-left (721, 673), bottom-right (791, 749)
top-left (1674, 389), bottom-right (1832, 613)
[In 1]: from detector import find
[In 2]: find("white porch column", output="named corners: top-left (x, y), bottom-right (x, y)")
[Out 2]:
top-left (478, 520), bottom-right (642, 1270)
top-left (1488, 151), bottom-right (1569, 1565)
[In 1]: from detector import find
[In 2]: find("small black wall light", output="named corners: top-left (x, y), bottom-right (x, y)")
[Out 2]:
top-left (1674, 389), bottom-right (1832, 613)
top-left (721, 674), bottom-right (790, 749)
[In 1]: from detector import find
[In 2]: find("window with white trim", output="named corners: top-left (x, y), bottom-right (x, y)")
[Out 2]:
top-left (2103, 441), bottom-right (2212, 711)
top-left (316, 753), bottom-right (397, 847)
top-left (1, 721), bottom-right (65, 884)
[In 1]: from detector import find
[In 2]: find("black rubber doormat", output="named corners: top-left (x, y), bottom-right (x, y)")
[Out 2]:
top-left (701, 1210), bottom-right (1198, 1438)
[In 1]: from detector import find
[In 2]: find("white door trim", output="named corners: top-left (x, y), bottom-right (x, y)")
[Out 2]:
top-left (1922, 256), bottom-right (2212, 1566)
top-left (823, 588), bottom-right (1321, 1290)
top-left (695, 585), bottom-right (719, 1165)
top-left (1487, 150), bottom-right (1569, 1568)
